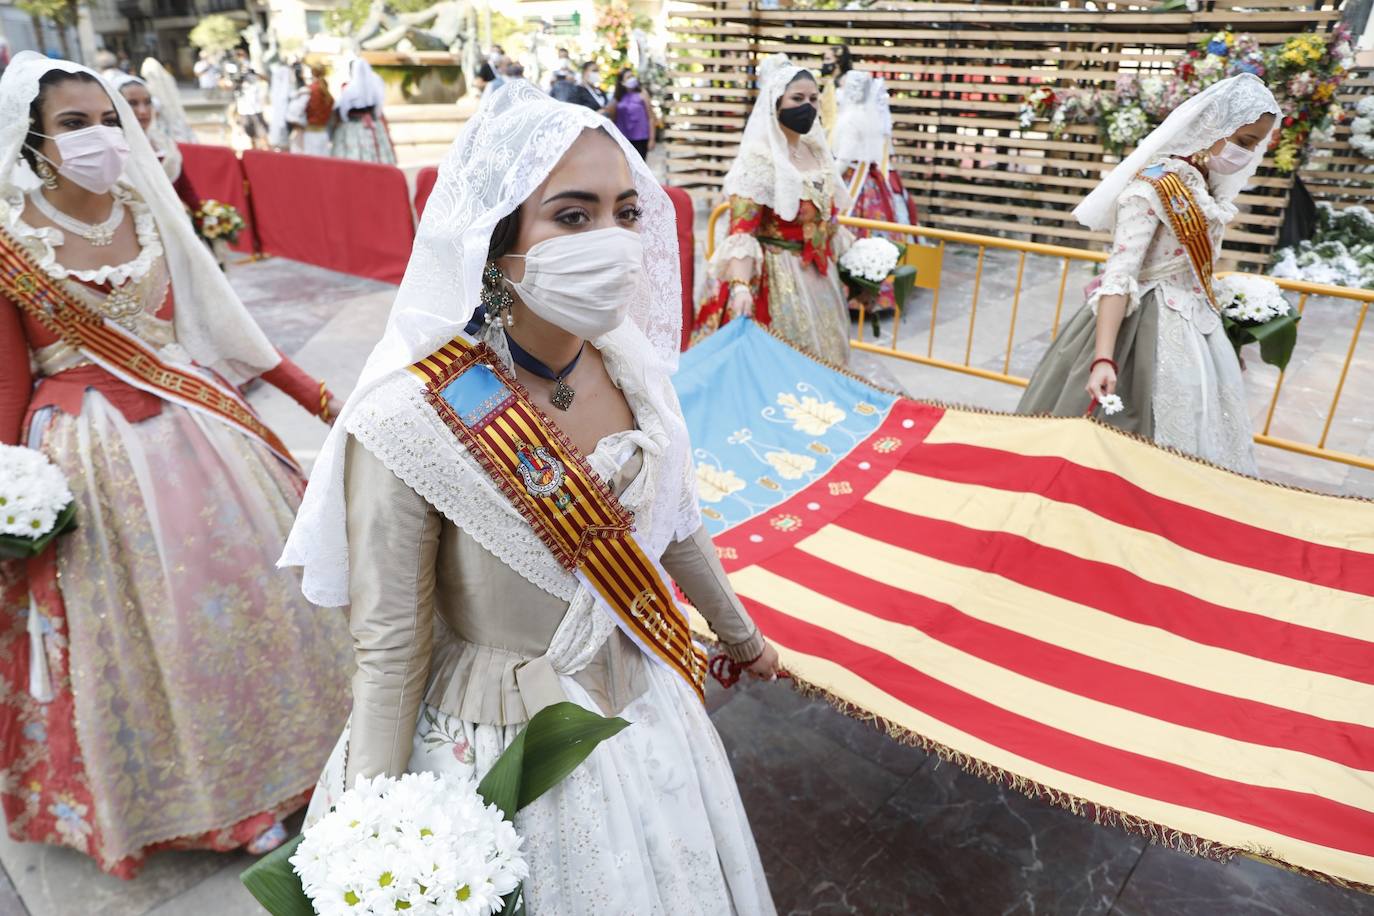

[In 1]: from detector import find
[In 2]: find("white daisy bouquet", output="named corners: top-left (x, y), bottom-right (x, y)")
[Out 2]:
top-left (290, 772), bottom-right (526, 916)
top-left (0, 445), bottom-right (75, 560)
top-left (242, 702), bottom-right (629, 916)
top-left (1214, 274), bottom-right (1301, 371)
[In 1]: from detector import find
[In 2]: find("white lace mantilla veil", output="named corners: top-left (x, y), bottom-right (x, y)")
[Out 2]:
top-left (139, 57), bottom-right (195, 143)
top-left (334, 57), bottom-right (387, 116)
top-left (1074, 73), bottom-right (1280, 231)
top-left (107, 72), bottom-right (184, 183)
top-left (831, 70), bottom-right (890, 168)
top-left (0, 52), bottom-right (280, 382)
top-left (722, 53), bottom-right (849, 222)
top-left (281, 80), bottom-right (692, 608)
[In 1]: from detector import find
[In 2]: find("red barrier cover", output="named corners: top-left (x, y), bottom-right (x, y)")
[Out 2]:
top-left (663, 186), bottom-right (695, 351)
top-left (177, 143), bottom-right (256, 254)
top-left (241, 151), bottom-right (416, 285)
top-left (414, 166), bottom-right (439, 221)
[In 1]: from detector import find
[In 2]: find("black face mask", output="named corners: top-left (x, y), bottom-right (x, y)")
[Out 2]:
top-left (820, 62), bottom-right (835, 76)
top-left (778, 103), bottom-right (818, 135)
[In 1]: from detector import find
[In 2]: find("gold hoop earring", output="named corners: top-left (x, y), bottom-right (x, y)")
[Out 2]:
top-left (480, 262), bottom-right (514, 328)
top-left (34, 159), bottom-right (58, 191)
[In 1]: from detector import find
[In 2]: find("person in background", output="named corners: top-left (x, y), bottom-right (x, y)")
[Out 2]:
top-left (608, 67), bottom-right (655, 160)
top-left (93, 50), bottom-right (120, 83)
top-left (819, 44), bottom-right (853, 142)
top-left (0, 52), bottom-right (352, 878)
top-left (504, 62), bottom-right (526, 81)
top-left (285, 64), bottom-right (310, 153)
top-left (473, 60), bottom-right (504, 99)
top-left (331, 57), bottom-right (396, 165)
top-left (194, 51), bottom-right (220, 93)
top-left (139, 57), bottom-right (194, 143)
top-left (568, 60), bottom-right (608, 113)
top-left (302, 64), bottom-right (333, 156)
top-left (112, 74), bottom-right (198, 212)
top-left (549, 67), bottom-right (576, 103)
top-left (234, 68), bottom-right (270, 150)
top-left (267, 61), bottom-right (295, 151)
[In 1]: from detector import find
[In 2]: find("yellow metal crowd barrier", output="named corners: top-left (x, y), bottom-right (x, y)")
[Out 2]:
top-left (704, 202), bottom-right (1374, 473)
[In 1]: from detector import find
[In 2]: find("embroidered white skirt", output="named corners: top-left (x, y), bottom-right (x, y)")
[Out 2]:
top-left (308, 662), bottom-right (776, 916)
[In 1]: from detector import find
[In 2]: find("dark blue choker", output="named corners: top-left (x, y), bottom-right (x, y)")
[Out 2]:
top-left (505, 332), bottom-right (584, 411)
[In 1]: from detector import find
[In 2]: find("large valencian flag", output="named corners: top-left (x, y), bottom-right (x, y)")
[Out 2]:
top-left (673, 318), bottom-right (1374, 892)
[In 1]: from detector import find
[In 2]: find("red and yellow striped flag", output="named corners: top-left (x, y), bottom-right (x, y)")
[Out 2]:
top-left (692, 385), bottom-right (1374, 891)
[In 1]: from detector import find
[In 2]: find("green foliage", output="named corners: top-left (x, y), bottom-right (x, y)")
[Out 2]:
top-left (16, 0), bottom-right (73, 27)
top-left (189, 15), bottom-right (243, 53)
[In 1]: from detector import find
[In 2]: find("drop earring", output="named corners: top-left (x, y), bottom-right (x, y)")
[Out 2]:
top-left (481, 262), bottom-right (514, 327)
top-left (34, 159), bottom-right (58, 191)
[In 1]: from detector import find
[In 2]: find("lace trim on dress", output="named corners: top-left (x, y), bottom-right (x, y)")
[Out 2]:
top-left (707, 233), bottom-right (763, 280)
top-left (3, 184), bottom-right (164, 286)
top-left (1088, 274), bottom-right (1142, 317)
top-left (1120, 157), bottom-right (1237, 227)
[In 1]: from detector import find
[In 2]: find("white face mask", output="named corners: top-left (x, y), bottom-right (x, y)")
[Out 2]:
top-left (509, 226), bottom-right (642, 339)
top-left (29, 125), bottom-right (130, 194)
top-left (1209, 140), bottom-right (1256, 175)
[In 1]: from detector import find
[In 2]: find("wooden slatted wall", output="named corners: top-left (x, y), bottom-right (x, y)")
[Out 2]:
top-left (663, 0), bottom-right (1355, 269)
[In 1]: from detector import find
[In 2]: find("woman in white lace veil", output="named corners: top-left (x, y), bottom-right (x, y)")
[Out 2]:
top-left (832, 69), bottom-right (918, 318)
top-left (330, 57), bottom-right (396, 164)
top-left (0, 52), bottom-right (352, 875)
top-left (1019, 73), bottom-right (1280, 474)
top-left (694, 53), bottom-right (865, 370)
top-left (138, 57), bottom-right (195, 143)
top-left (283, 81), bottom-right (778, 914)
top-left (108, 73), bottom-right (190, 202)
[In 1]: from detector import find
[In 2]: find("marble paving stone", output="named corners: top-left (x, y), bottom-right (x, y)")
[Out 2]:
top-left (733, 679), bottom-right (931, 781)
top-left (836, 758), bottom-right (1147, 916)
top-left (1110, 845), bottom-right (1374, 916)
top-left (0, 828), bottom-right (229, 916)
top-left (142, 855), bottom-right (262, 916)
top-left (709, 692), bottom-right (906, 886)
top-left (228, 257), bottom-right (393, 357)
top-left (0, 863), bottom-right (28, 916)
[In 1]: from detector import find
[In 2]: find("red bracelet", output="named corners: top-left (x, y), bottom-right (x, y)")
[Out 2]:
top-left (1091, 357), bottom-right (1118, 373)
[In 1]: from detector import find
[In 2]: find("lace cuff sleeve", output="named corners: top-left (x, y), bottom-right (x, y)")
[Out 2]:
top-left (1089, 188), bottom-right (1158, 318)
top-left (707, 195), bottom-right (765, 281)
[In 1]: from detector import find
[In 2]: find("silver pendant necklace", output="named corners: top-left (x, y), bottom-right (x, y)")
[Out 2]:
top-left (29, 191), bottom-right (125, 247)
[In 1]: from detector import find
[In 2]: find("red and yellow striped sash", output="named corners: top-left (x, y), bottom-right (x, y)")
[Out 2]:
top-left (1138, 168), bottom-right (1219, 313)
top-left (408, 337), bottom-right (707, 698)
top-left (0, 228), bottom-right (297, 468)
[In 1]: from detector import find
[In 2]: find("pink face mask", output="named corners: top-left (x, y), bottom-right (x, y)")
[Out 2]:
top-left (28, 125), bottom-right (130, 194)
top-left (1209, 140), bottom-right (1255, 176)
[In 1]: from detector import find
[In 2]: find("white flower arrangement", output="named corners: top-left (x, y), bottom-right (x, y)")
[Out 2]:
top-left (1215, 275), bottom-right (1291, 325)
top-left (0, 445), bottom-right (73, 541)
top-left (1350, 97), bottom-right (1374, 159)
top-left (291, 771), bottom-right (527, 916)
top-left (838, 237), bottom-right (901, 286)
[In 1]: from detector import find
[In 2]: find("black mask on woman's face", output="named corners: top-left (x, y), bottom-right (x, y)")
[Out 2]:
top-left (778, 103), bottom-right (818, 135)
top-left (820, 62), bottom-right (835, 76)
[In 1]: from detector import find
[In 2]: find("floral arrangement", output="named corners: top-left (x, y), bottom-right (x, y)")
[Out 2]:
top-left (839, 237), bottom-right (901, 287)
top-left (0, 445), bottom-right (75, 560)
top-left (1214, 274), bottom-right (1300, 371)
top-left (594, 0), bottom-right (636, 56)
top-left (290, 772), bottom-right (526, 916)
top-left (242, 702), bottom-right (628, 916)
top-left (193, 199), bottom-right (245, 244)
top-left (1271, 202), bottom-right (1374, 290)
top-left (1098, 394), bottom-right (1124, 416)
top-left (1350, 96), bottom-right (1374, 159)
top-left (1018, 24), bottom-right (1356, 171)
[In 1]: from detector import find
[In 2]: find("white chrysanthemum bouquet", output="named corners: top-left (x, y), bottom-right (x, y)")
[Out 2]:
top-left (0, 445), bottom-right (75, 560)
top-left (839, 237), bottom-right (901, 287)
top-left (243, 702), bottom-right (629, 916)
top-left (291, 772), bottom-right (526, 916)
top-left (1214, 275), bottom-right (1301, 371)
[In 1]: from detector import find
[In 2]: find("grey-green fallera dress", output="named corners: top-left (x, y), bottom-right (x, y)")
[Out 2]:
top-left (1018, 157), bottom-right (1259, 475)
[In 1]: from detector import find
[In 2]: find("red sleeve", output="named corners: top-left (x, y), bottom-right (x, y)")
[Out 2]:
top-left (260, 350), bottom-right (331, 419)
top-left (0, 296), bottom-right (33, 445)
top-left (173, 170), bottom-right (199, 213)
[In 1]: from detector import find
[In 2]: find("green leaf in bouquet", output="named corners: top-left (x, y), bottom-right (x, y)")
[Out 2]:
top-left (240, 834), bottom-right (311, 916)
top-left (477, 701), bottom-right (629, 816)
top-left (0, 501), bottom-right (77, 561)
top-left (1249, 312), bottom-right (1301, 373)
top-left (891, 264), bottom-right (918, 311)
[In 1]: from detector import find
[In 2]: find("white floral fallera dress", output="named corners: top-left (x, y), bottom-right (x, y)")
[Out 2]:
top-left (1087, 157), bottom-right (1258, 474)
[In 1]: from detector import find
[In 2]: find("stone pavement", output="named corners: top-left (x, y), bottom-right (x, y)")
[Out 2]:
top-left (1, 254), bottom-right (1370, 916)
